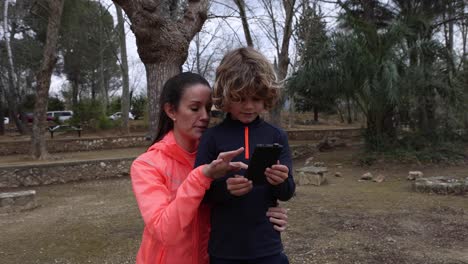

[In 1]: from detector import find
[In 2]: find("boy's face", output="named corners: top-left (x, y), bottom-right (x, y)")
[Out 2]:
top-left (227, 96), bottom-right (265, 124)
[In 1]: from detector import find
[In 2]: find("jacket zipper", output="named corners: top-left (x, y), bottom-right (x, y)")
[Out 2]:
top-left (244, 126), bottom-right (249, 160)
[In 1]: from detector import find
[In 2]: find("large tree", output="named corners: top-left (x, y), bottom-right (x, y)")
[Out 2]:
top-left (115, 3), bottom-right (130, 134)
top-left (113, 0), bottom-right (209, 140)
top-left (2, 0), bottom-right (27, 134)
top-left (30, 0), bottom-right (64, 159)
top-left (59, 0), bottom-right (119, 110)
top-left (288, 3), bottom-right (335, 122)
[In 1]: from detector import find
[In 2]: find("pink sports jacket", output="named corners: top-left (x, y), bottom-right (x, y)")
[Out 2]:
top-left (130, 131), bottom-right (212, 264)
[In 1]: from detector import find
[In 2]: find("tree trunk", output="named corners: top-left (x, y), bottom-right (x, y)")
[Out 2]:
top-left (115, 4), bottom-right (130, 135)
top-left (0, 79), bottom-right (5, 135)
top-left (346, 96), bottom-right (352, 124)
top-left (233, 0), bottom-right (253, 47)
top-left (31, 0), bottom-right (65, 159)
top-left (269, 0), bottom-right (296, 127)
top-left (288, 96), bottom-right (294, 128)
top-left (72, 78), bottom-right (78, 107)
top-left (3, 0), bottom-right (26, 134)
top-left (313, 107), bottom-right (318, 122)
top-left (113, 0), bottom-right (209, 140)
top-left (366, 105), bottom-right (397, 149)
top-left (98, 5), bottom-right (107, 115)
top-left (91, 73), bottom-right (96, 100)
top-left (145, 62), bottom-right (180, 140)
top-left (442, 2), bottom-right (456, 77)
top-left (336, 103), bottom-right (345, 123)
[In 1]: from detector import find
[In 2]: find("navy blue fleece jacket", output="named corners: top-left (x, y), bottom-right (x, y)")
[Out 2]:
top-left (194, 114), bottom-right (295, 259)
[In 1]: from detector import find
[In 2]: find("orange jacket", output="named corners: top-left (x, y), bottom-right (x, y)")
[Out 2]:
top-left (130, 131), bottom-right (212, 264)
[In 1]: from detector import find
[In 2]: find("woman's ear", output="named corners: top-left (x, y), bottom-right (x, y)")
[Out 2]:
top-left (164, 103), bottom-right (176, 121)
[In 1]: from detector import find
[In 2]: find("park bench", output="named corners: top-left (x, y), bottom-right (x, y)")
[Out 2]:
top-left (48, 125), bottom-right (82, 138)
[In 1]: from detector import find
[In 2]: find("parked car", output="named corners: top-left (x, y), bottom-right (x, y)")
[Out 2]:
top-left (47, 110), bottom-right (73, 122)
top-left (3, 117), bottom-right (9, 125)
top-left (19, 112), bottom-right (34, 123)
top-left (109, 112), bottom-right (135, 120)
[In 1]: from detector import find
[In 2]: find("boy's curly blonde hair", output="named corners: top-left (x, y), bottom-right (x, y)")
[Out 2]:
top-left (213, 47), bottom-right (280, 111)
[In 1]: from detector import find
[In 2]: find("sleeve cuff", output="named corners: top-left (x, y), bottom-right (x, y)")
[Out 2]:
top-left (194, 165), bottom-right (213, 189)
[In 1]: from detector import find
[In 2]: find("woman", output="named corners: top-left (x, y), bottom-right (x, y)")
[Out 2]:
top-left (131, 72), bottom-right (288, 264)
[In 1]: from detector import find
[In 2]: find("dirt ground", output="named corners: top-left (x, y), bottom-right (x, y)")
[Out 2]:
top-left (1, 145), bottom-right (467, 264)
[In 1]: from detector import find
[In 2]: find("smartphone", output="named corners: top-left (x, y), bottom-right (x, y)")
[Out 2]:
top-left (245, 143), bottom-right (283, 185)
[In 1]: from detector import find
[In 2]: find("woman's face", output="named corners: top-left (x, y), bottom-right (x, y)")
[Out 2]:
top-left (167, 83), bottom-right (212, 152)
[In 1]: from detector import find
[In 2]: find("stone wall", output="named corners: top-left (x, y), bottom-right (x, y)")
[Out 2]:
top-left (0, 158), bottom-right (134, 188)
top-left (0, 129), bottom-right (362, 156)
top-left (287, 128), bottom-right (362, 141)
top-left (0, 143), bottom-right (321, 188)
top-left (0, 136), bottom-right (149, 156)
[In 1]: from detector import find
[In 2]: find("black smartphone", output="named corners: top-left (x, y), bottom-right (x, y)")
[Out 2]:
top-left (245, 143), bottom-right (283, 185)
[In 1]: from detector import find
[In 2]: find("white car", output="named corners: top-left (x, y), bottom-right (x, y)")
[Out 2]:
top-left (47, 111), bottom-right (73, 122)
top-left (4, 117), bottom-right (9, 125)
top-left (109, 112), bottom-right (135, 120)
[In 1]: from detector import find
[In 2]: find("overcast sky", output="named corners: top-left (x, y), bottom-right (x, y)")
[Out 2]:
top-left (48, 1), bottom-right (465, 98)
top-left (51, 0), bottom-right (338, 97)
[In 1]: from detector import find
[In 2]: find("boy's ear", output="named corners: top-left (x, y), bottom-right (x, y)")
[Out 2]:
top-left (163, 103), bottom-right (176, 120)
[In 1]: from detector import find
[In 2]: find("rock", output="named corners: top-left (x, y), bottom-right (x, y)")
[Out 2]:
top-left (335, 172), bottom-right (342, 177)
top-left (361, 172), bottom-right (373, 180)
top-left (0, 190), bottom-right (38, 213)
top-left (372, 174), bottom-right (385, 183)
top-left (291, 144), bottom-right (315, 159)
top-left (295, 166), bottom-right (328, 186)
top-left (414, 176), bottom-right (467, 195)
top-left (295, 171), bottom-right (328, 186)
top-left (297, 166), bottom-right (328, 174)
top-left (408, 171), bottom-right (423, 181)
top-left (304, 156), bottom-right (314, 166)
top-left (317, 137), bottom-right (347, 152)
top-left (313, 161), bottom-right (325, 167)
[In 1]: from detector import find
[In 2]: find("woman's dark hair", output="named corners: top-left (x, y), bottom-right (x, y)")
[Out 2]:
top-left (151, 72), bottom-right (210, 145)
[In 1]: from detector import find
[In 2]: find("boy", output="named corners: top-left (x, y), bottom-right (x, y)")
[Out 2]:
top-left (195, 47), bottom-right (295, 264)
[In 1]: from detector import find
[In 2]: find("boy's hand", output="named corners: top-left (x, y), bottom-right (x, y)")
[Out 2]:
top-left (203, 147), bottom-right (247, 179)
top-left (227, 175), bottom-right (252, 196)
top-left (265, 162), bottom-right (289, 185)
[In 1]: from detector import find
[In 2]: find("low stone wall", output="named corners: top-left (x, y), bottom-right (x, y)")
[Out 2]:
top-left (0, 128), bottom-right (362, 156)
top-left (287, 128), bottom-right (362, 141)
top-left (0, 143), bottom-right (321, 188)
top-left (0, 136), bottom-right (149, 156)
top-left (414, 176), bottom-right (468, 195)
top-left (0, 158), bottom-right (134, 188)
top-left (0, 190), bottom-right (38, 213)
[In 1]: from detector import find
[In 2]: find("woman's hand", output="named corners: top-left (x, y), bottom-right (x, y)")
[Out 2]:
top-left (265, 162), bottom-right (289, 186)
top-left (227, 175), bottom-right (252, 196)
top-left (267, 206), bottom-right (288, 232)
top-left (203, 147), bottom-right (247, 180)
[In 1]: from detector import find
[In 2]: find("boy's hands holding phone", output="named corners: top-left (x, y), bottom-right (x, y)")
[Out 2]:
top-left (227, 161), bottom-right (289, 196)
top-left (265, 162), bottom-right (289, 185)
top-left (227, 175), bottom-right (252, 196)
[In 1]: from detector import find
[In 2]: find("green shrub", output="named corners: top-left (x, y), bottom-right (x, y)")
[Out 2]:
top-left (96, 115), bottom-right (116, 130)
top-left (48, 97), bottom-right (65, 111)
top-left (70, 100), bottom-right (106, 127)
top-left (108, 97), bottom-right (121, 114)
top-left (131, 94), bottom-right (147, 120)
top-left (358, 141), bottom-right (466, 166)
